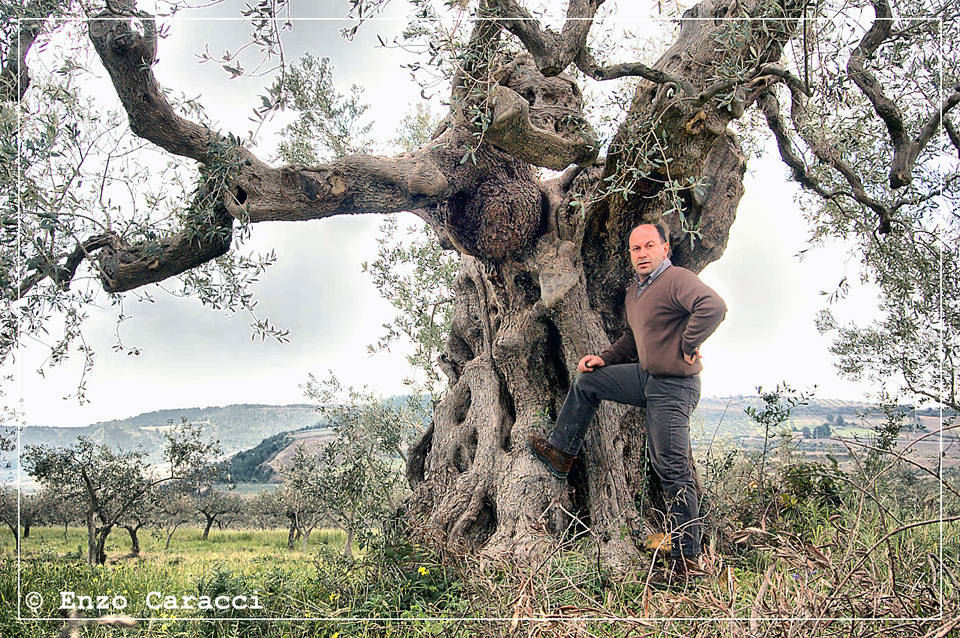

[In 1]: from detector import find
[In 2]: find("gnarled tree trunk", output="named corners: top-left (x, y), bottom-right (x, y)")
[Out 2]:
top-left (403, 2), bottom-right (794, 569)
top-left (63, 0), bottom-right (805, 569)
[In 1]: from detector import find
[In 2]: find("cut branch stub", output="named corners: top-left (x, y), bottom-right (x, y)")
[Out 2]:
top-left (96, 207), bottom-right (233, 293)
top-left (483, 55), bottom-right (598, 171)
top-left (485, 85), bottom-right (599, 170)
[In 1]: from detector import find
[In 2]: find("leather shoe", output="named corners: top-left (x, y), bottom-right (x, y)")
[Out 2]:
top-left (527, 435), bottom-right (575, 479)
top-left (671, 556), bottom-right (706, 583)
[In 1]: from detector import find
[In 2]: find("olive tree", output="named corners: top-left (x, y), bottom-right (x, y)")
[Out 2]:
top-left (23, 422), bottom-right (220, 564)
top-left (4, 0), bottom-right (956, 567)
top-left (0, 487), bottom-right (21, 550)
top-left (195, 489), bottom-right (244, 540)
top-left (277, 444), bottom-right (329, 552)
top-left (305, 375), bottom-right (418, 556)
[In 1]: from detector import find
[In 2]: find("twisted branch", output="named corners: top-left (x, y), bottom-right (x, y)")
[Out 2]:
top-left (486, 0), bottom-right (604, 76)
top-left (848, 0), bottom-right (960, 188)
top-left (760, 88), bottom-right (894, 233)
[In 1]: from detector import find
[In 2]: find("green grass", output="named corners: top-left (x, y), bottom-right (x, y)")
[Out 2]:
top-left (1, 459), bottom-right (957, 637)
top-left (2, 525), bottom-right (341, 557)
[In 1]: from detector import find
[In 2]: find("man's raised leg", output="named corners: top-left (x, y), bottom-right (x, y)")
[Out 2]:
top-left (548, 364), bottom-right (649, 456)
top-left (528, 364), bottom-right (648, 479)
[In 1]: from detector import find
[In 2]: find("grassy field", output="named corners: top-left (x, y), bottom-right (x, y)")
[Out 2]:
top-left (2, 454), bottom-right (958, 637)
top-left (1, 527), bottom-right (340, 628)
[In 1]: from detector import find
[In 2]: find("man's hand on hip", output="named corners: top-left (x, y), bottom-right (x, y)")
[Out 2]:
top-left (578, 355), bottom-right (606, 373)
top-left (684, 348), bottom-right (702, 366)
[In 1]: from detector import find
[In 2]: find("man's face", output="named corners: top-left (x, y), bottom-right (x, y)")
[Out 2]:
top-left (628, 225), bottom-right (669, 277)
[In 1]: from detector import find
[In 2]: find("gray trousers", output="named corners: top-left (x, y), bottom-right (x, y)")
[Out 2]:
top-left (548, 364), bottom-right (702, 558)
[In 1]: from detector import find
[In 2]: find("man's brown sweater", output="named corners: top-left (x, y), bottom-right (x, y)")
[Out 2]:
top-left (599, 265), bottom-right (727, 377)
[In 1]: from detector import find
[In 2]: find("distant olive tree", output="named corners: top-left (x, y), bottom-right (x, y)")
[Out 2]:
top-left (23, 422), bottom-right (220, 565)
top-left (39, 486), bottom-right (81, 541)
top-left (304, 375), bottom-right (421, 556)
top-left (157, 486), bottom-right (195, 550)
top-left (0, 487), bottom-right (19, 550)
top-left (119, 488), bottom-right (157, 556)
top-left (277, 444), bottom-right (329, 553)
top-left (0, 489), bottom-right (53, 549)
top-left (195, 489), bottom-right (244, 540)
top-left (249, 489), bottom-right (286, 532)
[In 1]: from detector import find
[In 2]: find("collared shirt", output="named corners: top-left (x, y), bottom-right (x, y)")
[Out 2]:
top-left (635, 258), bottom-right (672, 297)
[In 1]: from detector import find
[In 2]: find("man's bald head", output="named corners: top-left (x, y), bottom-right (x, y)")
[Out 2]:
top-left (628, 223), bottom-right (670, 277)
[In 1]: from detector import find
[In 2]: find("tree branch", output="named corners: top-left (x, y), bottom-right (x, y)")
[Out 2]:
top-left (893, 174), bottom-right (960, 211)
top-left (81, 6), bottom-right (527, 293)
top-left (758, 91), bottom-right (849, 202)
top-left (453, 8), bottom-right (600, 171)
top-left (94, 209), bottom-right (234, 294)
top-left (837, 434), bottom-right (960, 500)
top-left (762, 88), bottom-right (894, 233)
top-left (88, 5), bottom-right (500, 223)
top-left (573, 49), bottom-right (696, 94)
top-left (14, 234), bottom-right (117, 299)
top-left (487, 0), bottom-right (604, 76)
top-left (845, 0), bottom-right (959, 190)
top-left (946, 116), bottom-right (960, 158)
top-left (0, 15), bottom-right (42, 102)
top-left (88, 9), bottom-right (236, 165)
top-left (912, 85), bottom-right (960, 162)
top-left (846, 1), bottom-right (906, 183)
top-left (698, 64), bottom-right (811, 106)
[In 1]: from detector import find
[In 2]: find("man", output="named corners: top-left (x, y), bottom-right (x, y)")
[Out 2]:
top-left (528, 222), bottom-right (726, 579)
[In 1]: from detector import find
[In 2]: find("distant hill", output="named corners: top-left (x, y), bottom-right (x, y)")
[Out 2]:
top-left (698, 396), bottom-right (876, 414)
top-left (7, 396), bottom-right (946, 486)
top-left (1, 404), bottom-right (325, 483)
top-left (226, 396), bottom-right (430, 483)
top-left (227, 427), bottom-right (340, 483)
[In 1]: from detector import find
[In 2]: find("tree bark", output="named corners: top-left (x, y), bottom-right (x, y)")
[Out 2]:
top-left (301, 528), bottom-right (312, 553)
top-left (86, 511), bottom-right (97, 566)
top-left (286, 514), bottom-right (299, 551)
top-left (343, 527), bottom-right (354, 558)
top-left (124, 524), bottom-right (141, 556)
top-left (202, 514), bottom-right (215, 540)
top-left (5, 522), bottom-right (18, 553)
top-left (403, 0), bottom-right (797, 570)
top-left (165, 523), bottom-right (183, 550)
top-left (94, 526), bottom-right (110, 565)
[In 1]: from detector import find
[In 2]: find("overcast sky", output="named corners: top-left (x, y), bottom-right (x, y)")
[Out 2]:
top-left (9, 1), bottom-right (885, 428)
